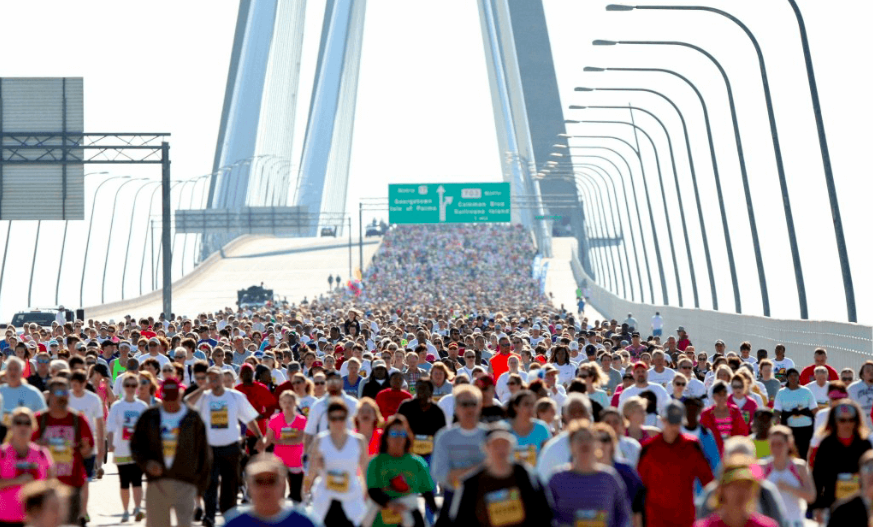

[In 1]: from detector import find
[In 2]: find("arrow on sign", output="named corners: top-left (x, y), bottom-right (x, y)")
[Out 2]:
top-left (437, 185), bottom-right (453, 222)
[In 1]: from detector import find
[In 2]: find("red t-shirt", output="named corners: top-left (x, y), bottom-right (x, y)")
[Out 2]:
top-left (489, 351), bottom-right (518, 381)
top-left (799, 364), bottom-right (838, 385)
top-left (637, 433), bottom-right (714, 527)
top-left (32, 411), bottom-right (94, 488)
top-left (140, 330), bottom-right (157, 340)
top-left (235, 382), bottom-right (278, 435)
top-left (375, 388), bottom-right (412, 418)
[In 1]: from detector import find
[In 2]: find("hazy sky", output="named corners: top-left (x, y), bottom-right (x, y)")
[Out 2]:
top-left (0, 0), bottom-right (870, 325)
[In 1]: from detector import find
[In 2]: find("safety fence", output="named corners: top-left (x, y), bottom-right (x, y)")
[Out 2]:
top-left (566, 241), bottom-right (873, 372)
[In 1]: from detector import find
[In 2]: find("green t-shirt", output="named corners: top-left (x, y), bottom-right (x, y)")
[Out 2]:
top-left (366, 453), bottom-right (435, 527)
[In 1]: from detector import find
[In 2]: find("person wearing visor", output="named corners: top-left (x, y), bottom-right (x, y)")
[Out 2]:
top-left (32, 377), bottom-right (94, 525)
top-left (810, 399), bottom-right (872, 521)
top-left (827, 449), bottom-right (873, 525)
top-left (441, 422), bottom-right (550, 527)
top-left (130, 376), bottom-right (211, 527)
top-left (695, 455), bottom-right (778, 527)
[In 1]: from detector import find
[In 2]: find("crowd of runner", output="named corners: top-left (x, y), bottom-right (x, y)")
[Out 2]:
top-left (2, 224), bottom-right (873, 527)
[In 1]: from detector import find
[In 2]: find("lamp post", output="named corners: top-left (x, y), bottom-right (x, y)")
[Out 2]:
top-left (181, 175), bottom-right (210, 275)
top-left (572, 102), bottom-right (705, 309)
top-left (101, 178), bottom-right (148, 304)
top-left (593, 39), bottom-right (775, 316)
top-left (121, 180), bottom-right (161, 300)
top-left (53, 171), bottom-right (109, 305)
top-left (140, 180), bottom-right (185, 296)
top-left (573, 172), bottom-right (616, 294)
top-left (566, 117), bottom-right (684, 307)
top-left (559, 133), bottom-right (666, 305)
top-left (549, 158), bottom-right (641, 302)
top-left (583, 67), bottom-right (743, 314)
top-left (576, 169), bottom-right (626, 298)
top-left (80, 175), bottom-right (132, 307)
top-left (547, 159), bottom-right (634, 301)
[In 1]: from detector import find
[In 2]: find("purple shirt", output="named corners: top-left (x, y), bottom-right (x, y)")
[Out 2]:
top-left (547, 466), bottom-right (631, 527)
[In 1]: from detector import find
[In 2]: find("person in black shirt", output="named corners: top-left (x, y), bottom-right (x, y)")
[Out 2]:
top-left (26, 351), bottom-right (52, 392)
top-left (183, 361), bottom-right (209, 398)
top-left (475, 376), bottom-right (506, 424)
top-left (397, 377), bottom-right (446, 462)
top-left (439, 423), bottom-right (551, 527)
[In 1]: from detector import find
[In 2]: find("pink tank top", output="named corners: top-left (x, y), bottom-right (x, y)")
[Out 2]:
top-left (0, 443), bottom-right (52, 522)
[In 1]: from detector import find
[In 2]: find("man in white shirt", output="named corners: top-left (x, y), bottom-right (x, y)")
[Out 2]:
top-left (618, 362), bottom-right (670, 412)
top-left (650, 312), bottom-right (663, 338)
top-left (771, 344), bottom-right (795, 384)
top-left (849, 361), bottom-right (873, 430)
top-left (185, 367), bottom-right (261, 527)
top-left (141, 337), bottom-right (170, 368)
top-left (804, 366), bottom-right (831, 408)
top-left (339, 345), bottom-right (371, 378)
top-left (303, 371), bottom-right (358, 452)
top-left (647, 350), bottom-right (676, 387)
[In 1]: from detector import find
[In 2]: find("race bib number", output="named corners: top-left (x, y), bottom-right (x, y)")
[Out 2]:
top-left (411, 435), bottom-right (434, 456)
top-left (836, 473), bottom-right (859, 500)
top-left (326, 470), bottom-right (350, 493)
top-left (381, 507), bottom-right (402, 525)
top-left (161, 425), bottom-right (178, 460)
top-left (280, 426), bottom-right (299, 441)
top-left (514, 445), bottom-right (537, 466)
top-left (210, 401), bottom-right (229, 429)
top-left (301, 406), bottom-right (310, 417)
top-left (15, 460), bottom-right (38, 478)
top-left (49, 437), bottom-right (73, 465)
top-left (817, 402), bottom-right (829, 409)
top-left (485, 487), bottom-right (525, 527)
top-left (575, 509), bottom-right (608, 527)
top-left (2, 413), bottom-right (10, 427)
top-left (742, 411), bottom-right (751, 423)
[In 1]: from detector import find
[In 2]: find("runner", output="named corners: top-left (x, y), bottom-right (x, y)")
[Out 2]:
top-left (761, 425), bottom-right (815, 527)
top-left (130, 377), bottom-right (210, 527)
top-left (258, 391), bottom-right (306, 503)
top-left (442, 422), bottom-right (550, 527)
top-left (306, 398), bottom-right (368, 526)
top-left (105, 373), bottom-right (148, 522)
top-left (0, 407), bottom-right (54, 526)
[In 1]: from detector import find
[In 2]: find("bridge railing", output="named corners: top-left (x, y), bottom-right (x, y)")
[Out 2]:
top-left (567, 240), bottom-right (873, 372)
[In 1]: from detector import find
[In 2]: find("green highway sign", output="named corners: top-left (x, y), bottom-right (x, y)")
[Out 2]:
top-left (388, 182), bottom-right (511, 224)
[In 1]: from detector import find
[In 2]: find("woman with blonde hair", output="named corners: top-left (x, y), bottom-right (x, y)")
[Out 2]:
top-left (354, 397), bottom-right (384, 457)
top-left (429, 362), bottom-right (453, 400)
top-left (622, 396), bottom-right (660, 444)
top-left (136, 371), bottom-right (160, 406)
top-left (760, 425), bottom-right (815, 526)
top-left (290, 372), bottom-right (317, 417)
top-left (728, 374), bottom-right (759, 429)
top-left (577, 362), bottom-right (609, 408)
top-left (0, 407), bottom-right (55, 525)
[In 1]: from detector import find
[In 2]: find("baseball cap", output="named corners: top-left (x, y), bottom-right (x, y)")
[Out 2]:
top-left (148, 337), bottom-right (160, 344)
top-left (631, 362), bottom-right (647, 371)
top-left (661, 400), bottom-right (685, 425)
top-left (371, 360), bottom-right (387, 370)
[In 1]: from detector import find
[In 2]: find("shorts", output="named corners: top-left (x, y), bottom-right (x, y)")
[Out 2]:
top-left (84, 455), bottom-right (96, 481)
top-left (652, 329), bottom-right (663, 337)
top-left (118, 463), bottom-right (144, 489)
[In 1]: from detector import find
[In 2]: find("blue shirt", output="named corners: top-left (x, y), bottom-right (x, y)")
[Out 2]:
top-left (223, 505), bottom-right (321, 527)
top-left (1, 383), bottom-right (48, 421)
top-left (342, 375), bottom-right (362, 398)
top-left (547, 467), bottom-right (631, 527)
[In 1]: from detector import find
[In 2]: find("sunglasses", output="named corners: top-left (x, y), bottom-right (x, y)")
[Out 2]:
top-left (680, 366), bottom-right (692, 370)
top-left (457, 401), bottom-right (478, 408)
top-left (13, 419), bottom-right (32, 427)
top-left (597, 435), bottom-right (611, 443)
top-left (328, 414), bottom-right (346, 422)
top-left (507, 382), bottom-right (518, 386)
top-left (253, 476), bottom-right (278, 487)
top-left (123, 383), bottom-right (138, 388)
top-left (314, 381), bottom-right (326, 386)
top-left (578, 374), bottom-right (589, 379)
top-left (388, 430), bottom-right (407, 438)
top-left (837, 417), bottom-right (857, 424)
top-left (37, 359), bottom-right (51, 364)
top-left (841, 378), bottom-right (853, 383)
top-left (731, 385), bottom-right (744, 390)
top-left (674, 382), bottom-right (686, 387)
top-left (52, 389), bottom-right (69, 397)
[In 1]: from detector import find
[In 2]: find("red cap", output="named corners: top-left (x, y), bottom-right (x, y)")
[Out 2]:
top-left (240, 363), bottom-right (255, 374)
top-left (312, 360), bottom-right (323, 369)
top-left (631, 361), bottom-right (648, 371)
top-left (535, 355), bottom-right (547, 364)
top-left (161, 376), bottom-right (181, 391)
top-left (475, 376), bottom-right (494, 389)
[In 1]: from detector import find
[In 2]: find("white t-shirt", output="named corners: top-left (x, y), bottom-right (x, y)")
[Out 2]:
top-left (647, 367), bottom-right (676, 387)
top-left (773, 386), bottom-right (818, 428)
top-left (106, 398), bottom-right (148, 463)
top-left (142, 352), bottom-right (170, 368)
top-left (618, 383), bottom-right (670, 413)
top-left (304, 393), bottom-right (358, 437)
top-left (297, 395), bottom-right (317, 419)
top-left (684, 378), bottom-right (707, 400)
top-left (194, 389), bottom-right (259, 447)
top-left (848, 381), bottom-right (873, 429)
top-left (804, 381), bottom-right (830, 408)
top-left (339, 359), bottom-right (371, 378)
top-left (496, 370), bottom-right (529, 403)
top-left (556, 363), bottom-right (577, 387)
top-left (270, 368), bottom-right (287, 386)
top-left (159, 407), bottom-right (187, 468)
top-left (68, 391), bottom-right (104, 433)
top-left (771, 358), bottom-right (796, 379)
top-left (651, 315), bottom-right (663, 331)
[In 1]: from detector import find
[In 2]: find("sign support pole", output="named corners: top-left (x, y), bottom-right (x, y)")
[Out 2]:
top-left (161, 142), bottom-right (172, 320)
